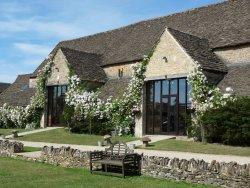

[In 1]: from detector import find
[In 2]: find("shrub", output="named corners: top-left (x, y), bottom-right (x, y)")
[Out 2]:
top-left (62, 106), bottom-right (114, 135)
top-left (68, 118), bottom-right (114, 135)
top-left (201, 97), bottom-right (250, 146)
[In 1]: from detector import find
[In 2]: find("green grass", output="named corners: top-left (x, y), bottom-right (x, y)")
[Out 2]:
top-left (23, 146), bottom-right (41, 152)
top-left (0, 128), bottom-right (27, 136)
top-left (0, 157), bottom-right (213, 188)
top-left (141, 139), bottom-right (250, 156)
top-left (17, 128), bottom-right (138, 145)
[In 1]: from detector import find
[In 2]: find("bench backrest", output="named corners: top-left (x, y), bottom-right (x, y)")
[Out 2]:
top-left (105, 142), bottom-right (133, 155)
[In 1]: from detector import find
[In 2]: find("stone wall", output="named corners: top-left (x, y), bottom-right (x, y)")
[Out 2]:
top-left (145, 28), bottom-right (195, 79)
top-left (103, 63), bottom-right (134, 79)
top-left (47, 49), bottom-right (70, 86)
top-left (142, 156), bottom-right (250, 188)
top-left (0, 139), bottom-right (23, 156)
top-left (41, 146), bottom-right (249, 187)
top-left (214, 44), bottom-right (250, 65)
top-left (41, 146), bottom-right (90, 168)
top-left (29, 77), bottom-right (37, 88)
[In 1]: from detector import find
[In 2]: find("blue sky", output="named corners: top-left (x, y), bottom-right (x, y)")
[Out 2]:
top-left (0, 0), bottom-right (222, 83)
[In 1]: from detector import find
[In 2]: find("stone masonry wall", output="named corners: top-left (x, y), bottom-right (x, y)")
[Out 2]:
top-left (0, 139), bottom-right (23, 156)
top-left (41, 146), bottom-right (249, 187)
top-left (103, 63), bottom-right (134, 79)
top-left (47, 49), bottom-right (70, 86)
top-left (142, 156), bottom-right (250, 188)
top-left (214, 44), bottom-right (250, 65)
top-left (145, 28), bottom-right (195, 79)
top-left (41, 146), bottom-right (90, 168)
top-left (29, 77), bottom-right (37, 88)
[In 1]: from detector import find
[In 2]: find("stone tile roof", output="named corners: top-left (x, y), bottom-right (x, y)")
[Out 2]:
top-left (0, 74), bottom-right (35, 107)
top-left (60, 47), bottom-right (106, 82)
top-left (167, 28), bottom-right (228, 73)
top-left (218, 63), bottom-right (250, 96)
top-left (98, 78), bottom-right (131, 101)
top-left (0, 83), bottom-right (10, 94)
top-left (34, 0), bottom-right (249, 75)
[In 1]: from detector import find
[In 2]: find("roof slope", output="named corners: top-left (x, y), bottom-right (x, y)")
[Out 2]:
top-left (98, 78), bottom-right (131, 101)
top-left (61, 48), bottom-right (106, 82)
top-left (34, 0), bottom-right (249, 74)
top-left (218, 63), bottom-right (250, 96)
top-left (167, 28), bottom-right (227, 72)
top-left (0, 83), bottom-right (10, 93)
top-left (0, 74), bottom-right (35, 107)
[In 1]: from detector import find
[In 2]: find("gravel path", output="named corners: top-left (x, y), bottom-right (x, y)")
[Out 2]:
top-left (126, 135), bottom-right (175, 146)
top-left (6, 127), bottom-right (62, 139)
top-left (134, 149), bottom-right (250, 165)
top-left (15, 140), bottom-right (250, 164)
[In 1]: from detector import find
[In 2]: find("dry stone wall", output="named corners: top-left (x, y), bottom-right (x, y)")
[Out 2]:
top-left (40, 146), bottom-right (250, 187)
top-left (41, 146), bottom-right (90, 168)
top-left (0, 139), bottom-right (23, 156)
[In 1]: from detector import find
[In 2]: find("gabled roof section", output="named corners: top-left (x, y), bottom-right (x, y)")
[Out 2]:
top-left (0, 83), bottom-right (11, 94)
top-left (167, 28), bottom-right (227, 73)
top-left (60, 47), bottom-right (107, 82)
top-left (98, 78), bottom-right (131, 101)
top-left (34, 0), bottom-right (249, 74)
top-left (0, 74), bottom-right (35, 107)
top-left (218, 63), bottom-right (250, 96)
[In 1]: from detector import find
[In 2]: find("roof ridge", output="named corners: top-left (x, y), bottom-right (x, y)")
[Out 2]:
top-left (0, 82), bottom-right (10, 84)
top-left (17, 73), bottom-right (33, 77)
top-left (60, 0), bottom-right (229, 43)
top-left (167, 27), bottom-right (208, 41)
top-left (60, 47), bottom-right (103, 56)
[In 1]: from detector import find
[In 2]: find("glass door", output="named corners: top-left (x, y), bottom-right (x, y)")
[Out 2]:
top-left (47, 85), bottom-right (67, 126)
top-left (146, 78), bottom-right (190, 135)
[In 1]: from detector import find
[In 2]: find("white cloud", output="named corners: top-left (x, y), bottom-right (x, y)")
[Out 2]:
top-left (0, 18), bottom-right (87, 39)
top-left (0, 60), bottom-right (29, 83)
top-left (22, 57), bottom-right (44, 66)
top-left (0, 2), bottom-right (31, 16)
top-left (0, 20), bottom-right (29, 33)
top-left (14, 43), bottom-right (52, 56)
top-left (32, 20), bottom-right (85, 39)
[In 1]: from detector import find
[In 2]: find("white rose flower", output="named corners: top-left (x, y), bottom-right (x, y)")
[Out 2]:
top-left (225, 87), bottom-right (233, 92)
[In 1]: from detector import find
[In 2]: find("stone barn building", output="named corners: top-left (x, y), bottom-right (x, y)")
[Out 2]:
top-left (0, 0), bottom-right (249, 137)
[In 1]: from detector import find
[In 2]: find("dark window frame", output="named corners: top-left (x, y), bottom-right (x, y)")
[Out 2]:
top-left (145, 77), bottom-right (190, 135)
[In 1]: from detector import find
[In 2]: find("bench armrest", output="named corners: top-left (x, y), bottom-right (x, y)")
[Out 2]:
top-left (123, 153), bottom-right (142, 163)
top-left (90, 151), bottom-right (104, 161)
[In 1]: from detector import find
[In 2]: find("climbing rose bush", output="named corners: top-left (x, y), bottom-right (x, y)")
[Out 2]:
top-left (187, 63), bottom-right (235, 141)
top-left (0, 55), bottom-right (53, 129)
top-left (65, 56), bottom-right (149, 135)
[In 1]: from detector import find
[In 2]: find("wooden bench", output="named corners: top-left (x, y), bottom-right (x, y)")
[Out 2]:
top-left (90, 142), bottom-right (142, 178)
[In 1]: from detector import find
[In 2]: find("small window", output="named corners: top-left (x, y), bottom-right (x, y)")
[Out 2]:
top-left (118, 68), bottom-right (124, 78)
top-left (21, 84), bottom-right (28, 91)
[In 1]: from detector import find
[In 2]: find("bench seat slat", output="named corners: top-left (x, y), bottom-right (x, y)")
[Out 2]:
top-left (93, 159), bottom-right (123, 166)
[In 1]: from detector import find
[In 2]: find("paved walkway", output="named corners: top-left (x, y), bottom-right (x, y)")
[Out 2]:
top-left (7, 129), bottom-right (249, 165)
top-left (6, 127), bottom-right (62, 139)
top-left (17, 140), bottom-right (104, 151)
top-left (134, 149), bottom-right (250, 165)
top-left (127, 135), bottom-right (175, 146)
top-left (15, 140), bottom-right (250, 165)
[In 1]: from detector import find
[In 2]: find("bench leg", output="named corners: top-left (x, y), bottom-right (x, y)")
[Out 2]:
top-left (105, 164), bottom-right (108, 172)
top-left (122, 163), bottom-right (125, 178)
top-left (90, 162), bottom-right (93, 174)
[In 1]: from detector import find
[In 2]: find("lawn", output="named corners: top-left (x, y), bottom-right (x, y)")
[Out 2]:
top-left (17, 128), bottom-right (138, 145)
top-left (141, 139), bottom-right (250, 156)
top-left (0, 128), bottom-right (27, 136)
top-left (23, 146), bottom-right (41, 152)
top-left (0, 157), bottom-right (213, 188)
